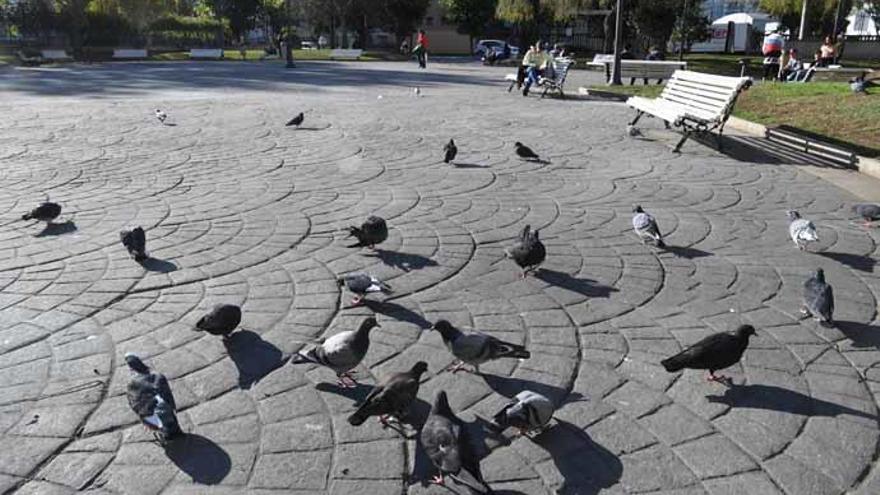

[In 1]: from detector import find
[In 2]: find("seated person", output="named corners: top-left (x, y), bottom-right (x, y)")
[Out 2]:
top-left (819, 36), bottom-right (836, 66)
top-left (642, 46), bottom-right (665, 85)
top-left (780, 48), bottom-right (803, 81)
top-left (521, 42), bottom-right (552, 96)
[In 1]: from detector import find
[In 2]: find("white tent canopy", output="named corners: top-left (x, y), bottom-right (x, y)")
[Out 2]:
top-left (691, 12), bottom-right (777, 53)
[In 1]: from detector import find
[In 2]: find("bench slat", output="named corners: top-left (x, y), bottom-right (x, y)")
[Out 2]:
top-left (661, 86), bottom-right (732, 111)
top-left (668, 70), bottom-right (749, 89)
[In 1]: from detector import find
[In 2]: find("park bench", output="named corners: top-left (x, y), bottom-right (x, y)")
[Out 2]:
top-left (17, 51), bottom-right (43, 66)
top-left (811, 67), bottom-right (868, 82)
top-left (626, 70), bottom-right (752, 152)
top-left (189, 48), bottom-right (223, 59)
top-left (588, 55), bottom-right (685, 84)
top-left (538, 58), bottom-right (575, 99)
top-left (40, 49), bottom-right (72, 61)
top-left (113, 49), bottom-right (148, 59)
top-left (329, 49), bottom-right (363, 60)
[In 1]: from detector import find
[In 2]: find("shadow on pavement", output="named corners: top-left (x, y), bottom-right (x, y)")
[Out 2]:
top-left (224, 330), bottom-right (284, 389)
top-left (707, 383), bottom-right (877, 420)
top-left (35, 220), bottom-right (77, 237)
top-left (164, 433), bottom-right (231, 485)
top-left (140, 257), bottom-right (178, 273)
top-left (535, 269), bottom-right (618, 298)
top-left (818, 251), bottom-right (876, 272)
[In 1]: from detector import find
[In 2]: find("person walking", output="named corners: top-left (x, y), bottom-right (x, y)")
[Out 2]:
top-left (761, 29), bottom-right (785, 81)
top-left (415, 30), bottom-right (429, 69)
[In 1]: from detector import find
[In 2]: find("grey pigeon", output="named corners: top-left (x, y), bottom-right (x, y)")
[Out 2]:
top-left (514, 141), bottom-right (540, 160)
top-left (492, 390), bottom-right (554, 437)
top-left (120, 227), bottom-right (148, 262)
top-left (337, 272), bottom-right (392, 305)
top-left (430, 320), bottom-right (530, 374)
top-left (787, 210), bottom-right (818, 250)
top-left (421, 390), bottom-right (492, 494)
top-left (346, 215), bottom-right (388, 249)
top-left (504, 224), bottom-right (546, 277)
top-left (626, 124), bottom-right (643, 138)
top-left (661, 325), bottom-right (756, 383)
top-left (850, 76), bottom-right (867, 94)
top-left (444, 139), bottom-right (457, 164)
top-left (802, 268), bottom-right (834, 325)
top-left (290, 316), bottom-right (380, 387)
top-left (155, 109), bottom-right (167, 123)
top-left (22, 202), bottom-right (61, 223)
top-left (286, 112), bottom-right (304, 127)
top-left (195, 304), bottom-right (242, 338)
top-left (347, 361), bottom-right (427, 426)
top-left (632, 205), bottom-right (665, 247)
top-left (852, 203), bottom-right (880, 227)
top-left (125, 353), bottom-right (183, 443)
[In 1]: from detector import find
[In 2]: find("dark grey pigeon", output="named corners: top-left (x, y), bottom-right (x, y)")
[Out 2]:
top-left (120, 227), bottom-right (148, 262)
top-left (430, 320), bottom-right (530, 374)
top-left (852, 203), bottom-right (880, 227)
top-left (125, 352), bottom-right (183, 444)
top-left (660, 325), bottom-right (756, 383)
top-left (290, 317), bottom-right (380, 387)
top-left (514, 141), bottom-right (539, 160)
top-left (492, 390), bottom-right (555, 437)
top-left (337, 272), bottom-right (392, 305)
top-left (286, 112), bottom-right (304, 127)
top-left (802, 268), bottom-right (834, 325)
top-left (22, 202), bottom-right (61, 223)
top-left (348, 361), bottom-right (427, 426)
top-left (504, 224), bottom-right (546, 277)
top-left (195, 304), bottom-right (242, 338)
top-left (346, 215), bottom-right (388, 249)
top-left (444, 139), bottom-right (457, 164)
top-left (421, 390), bottom-right (492, 494)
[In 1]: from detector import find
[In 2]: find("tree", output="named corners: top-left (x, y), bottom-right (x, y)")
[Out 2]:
top-left (381, 0), bottom-right (431, 40)
top-left (440, 0), bottom-right (497, 50)
top-left (206, 0), bottom-right (260, 40)
top-left (760, 0), bottom-right (856, 36)
top-left (118, 0), bottom-right (167, 39)
top-left (670, 0), bottom-right (710, 53)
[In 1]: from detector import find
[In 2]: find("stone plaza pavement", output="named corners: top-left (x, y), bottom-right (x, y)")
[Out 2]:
top-left (1, 60), bottom-right (880, 495)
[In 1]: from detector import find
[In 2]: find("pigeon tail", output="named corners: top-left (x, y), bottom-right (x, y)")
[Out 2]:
top-left (492, 341), bottom-right (530, 360)
top-left (346, 226), bottom-right (366, 247)
top-left (660, 355), bottom-right (687, 373)
top-left (346, 408), bottom-right (370, 426)
top-left (290, 349), bottom-right (321, 366)
top-left (21, 213), bottom-right (31, 221)
top-left (450, 469), bottom-right (493, 494)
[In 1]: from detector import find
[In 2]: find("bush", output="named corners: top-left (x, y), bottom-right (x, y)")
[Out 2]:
top-left (148, 15), bottom-right (226, 48)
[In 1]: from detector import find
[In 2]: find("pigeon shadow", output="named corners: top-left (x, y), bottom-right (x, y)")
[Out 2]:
top-left (818, 251), bottom-right (876, 273)
top-left (452, 162), bottom-right (489, 168)
top-left (834, 320), bottom-right (880, 349)
top-left (163, 123), bottom-right (178, 127)
top-left (364, 300), bottom-right (432, 329)
top-left (223, 330), bottom-right (285, 389)
top-left (535, 269), bottom-right (618, 299)
top-left (661, 245), bottom-right (714, 259)
top-left (365, 249), bottom-right (439, 272)
top-left (140, 257), bottom-right (178, 273)
top-left (164, 434), bottom-right (231, 485)
top-left (482, 373), bottom-right (582, 406)
top-left (707, 383), bottom-right (878, 420)
top-left (315, 381), bottom-right (374, 403)
top-left (35, 220), bottom-right (77, 237)
top-left (534, 420), bottom-right (623, 494)
top-left (290, 126), bottom-right (324, 131)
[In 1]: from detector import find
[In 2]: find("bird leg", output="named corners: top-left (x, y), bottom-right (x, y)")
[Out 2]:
top-left (446, 361), bottom-right (468, 373)
top-left (337, 372), bottom-right (359, 388)
top-left (430, 474), bottom-right (445, 486)
top-left (707, 371), bottom-right (729, 383)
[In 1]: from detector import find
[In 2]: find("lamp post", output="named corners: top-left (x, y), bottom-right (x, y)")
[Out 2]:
top-left (798, 0), bottom-right (808, 40)
top-left (678, 0), bottom-right (688, 61)
top-left (609, 0), bottom-right (623, 85)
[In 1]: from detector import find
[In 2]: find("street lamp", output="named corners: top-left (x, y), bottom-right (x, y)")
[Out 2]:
top-left (678, 0), bottom-right (688, 61)
top-left (609, 0), bottom-right (623, 85)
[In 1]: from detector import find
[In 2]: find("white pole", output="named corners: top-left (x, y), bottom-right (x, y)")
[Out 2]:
top-left (799, 0), bottom-right (808, 40)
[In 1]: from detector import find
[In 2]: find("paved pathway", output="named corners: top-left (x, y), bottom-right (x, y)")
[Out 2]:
top-left (0, 61), bottom-right (879, 495)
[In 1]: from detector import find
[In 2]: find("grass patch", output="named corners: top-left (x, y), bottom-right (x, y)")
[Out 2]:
top-left (0, 54), bottom-right (16, 66)
top-left (586, 84), bottom-right (663, 98)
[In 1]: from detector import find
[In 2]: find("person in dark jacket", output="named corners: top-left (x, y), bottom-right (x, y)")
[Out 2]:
top-left (644, 46), bottom-right (665, 85)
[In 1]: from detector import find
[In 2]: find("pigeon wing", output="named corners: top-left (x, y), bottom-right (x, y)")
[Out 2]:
top-left (345, 273), bottom-right (373, 293)
top-left (450, 332), bottom-right (492, 364)
top-left (153, 373), bottom-right (177, 411)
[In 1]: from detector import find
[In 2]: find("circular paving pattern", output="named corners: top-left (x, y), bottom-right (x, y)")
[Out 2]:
top-left (0, 61), bottom-right (879, 495)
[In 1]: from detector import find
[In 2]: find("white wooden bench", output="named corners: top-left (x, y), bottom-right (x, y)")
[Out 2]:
top-left (189, 48), bottom-right (223, 59)
top-left (626, 70), bottom-right (752, 152)
top-left (113, 49), bottom-right (148, 59)
top-left (41, 50), bottom-right (72, 61)
top-left (329, 49), bottom-right (363, 60)
top-left (620, 61), bottom-right (687, 84)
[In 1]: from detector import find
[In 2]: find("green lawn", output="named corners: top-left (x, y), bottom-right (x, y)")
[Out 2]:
top-left (589, 81), bottom-right (880, 157)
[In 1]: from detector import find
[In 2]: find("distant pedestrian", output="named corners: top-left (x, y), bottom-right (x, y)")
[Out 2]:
top-left (415, 29), bottom-right (429, 69)
top-left (643, 46), bottom-right (665, 85)
top-left (318, 35), bottom-right (328, 50)
top-left (400, 38), bottom-right (410, 55)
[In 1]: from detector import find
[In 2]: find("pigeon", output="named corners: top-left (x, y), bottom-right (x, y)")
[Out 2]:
top-left (290, 316), bottom-right (380, 387)
top-left (660, 324), bottom-right (756, 382)
top-left (504, 224), bottom-right (546, 277)
top-left (787, 210), bottom-right (818, 250)
top-left (802, 268), bottom-right (834, 325)
top-left (514, 141), bottom-right (540, 161)
top-left (346, 215), bottom-right (388, 249)
top-left (286, 112), bottom-right (304, 127)
top-left (850, 76), bottom-right (867, 94)
top-left (430, 320), bottom-right (530, 374)
top-left (337, 272), bottom-right (392, 305)
top-left (626, 124), bottom-right (643, 138)
top-left (421, 390), bottom-right (492, 494)
top-left (125, 352), bottom-right (183, 443)
top-left (414, 87), bottom-right (421, 97)
top-left (852, 203), bottom-right (880, 227)
top-left (347, 361), bottom-right (427, 427)
top-left (155, 109), bottom-right (167, 124)
top-left (444, 139), bottom-right (458, 164)
top-left (22, 202), bottom-right (61, 223)
top-left (492, 390), bottom-right (554, 437)
top-left (195, 304), bottom-right (242, 338)
top-left (632, 205), bottom-right (665, 248)
top-left (120, 227), bottom-right (148, 262)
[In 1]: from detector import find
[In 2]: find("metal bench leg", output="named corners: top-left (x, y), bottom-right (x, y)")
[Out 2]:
top-left (673, 132), bottom-right (690, 153)
top-left (629, 111), bottom-right (644, 126)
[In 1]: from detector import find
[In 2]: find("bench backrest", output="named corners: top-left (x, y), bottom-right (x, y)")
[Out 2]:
top-left (619, 60), bottom-right (686, 78)
top-left (659, 70), bottom-right (751, 121)
top-left (330, 49), bottom-right (363, 59)
top-left (189, 48), bottom-right (223, 58)
top-left (41, 50), bottom-right (71, 59)
top-left (113, 49), bottom-right (148, 58)
top-left (552, 58), bottom-right (575, 83)
top-left (592, 54), bottom-right (614, 64)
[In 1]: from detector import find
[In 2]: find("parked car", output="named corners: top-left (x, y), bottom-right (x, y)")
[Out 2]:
top-left (301, 40), bottom-right (317, 50)
top-left (474, 39), bottom-right (520, 59)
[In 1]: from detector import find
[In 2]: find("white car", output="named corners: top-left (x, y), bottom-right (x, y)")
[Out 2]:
top-left (475, 39), bottom-right (520, 59)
